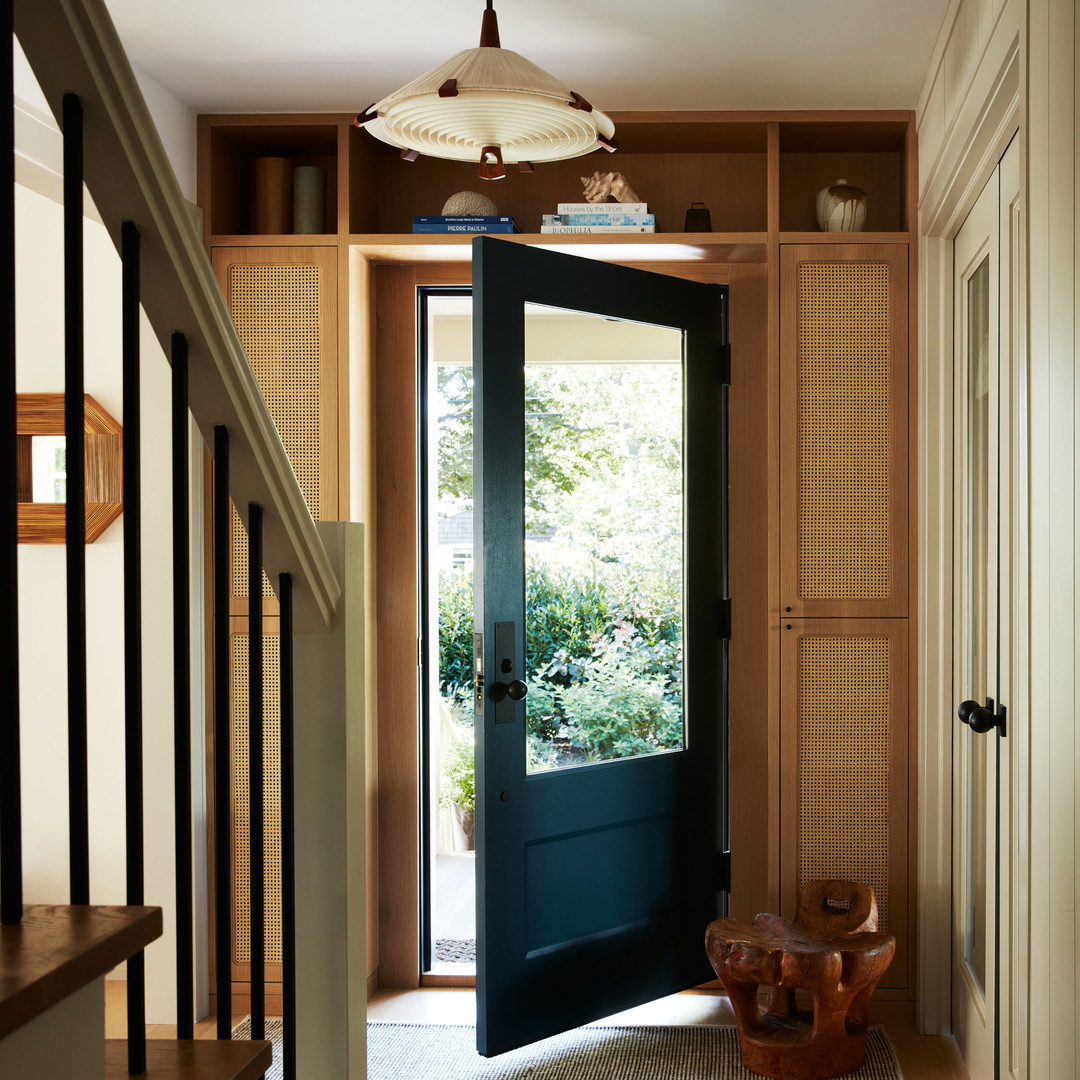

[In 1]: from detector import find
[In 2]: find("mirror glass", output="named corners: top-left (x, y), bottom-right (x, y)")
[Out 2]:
top-left (31, 435), bottom-right (67, 502)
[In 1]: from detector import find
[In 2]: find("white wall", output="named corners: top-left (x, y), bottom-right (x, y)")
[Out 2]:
top-left (916, 0), bottom-right (1080, 1076)
top-left (12, 27), bottom-right (207, 1024)
top-left (13, 36), bottom-right (198, 205)
top-left (14, 172), bottom-right (192, 1026)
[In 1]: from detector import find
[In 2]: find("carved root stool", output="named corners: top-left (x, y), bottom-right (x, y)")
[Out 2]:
top-left (705, 880), bottom-right (895, 1080)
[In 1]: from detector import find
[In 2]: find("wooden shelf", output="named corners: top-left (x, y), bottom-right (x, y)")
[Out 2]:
top-left (209, 234), bottom-right (340, 246)
top-left (780, 232), bottom-right (911, 244)
top-left (105, 1038), bottom-right (272, 1080)
top-left (199, 111), bottom-right (917, 255)
top-left (346, 232), bottom-right (769, 263)
top-left (0, 905), bottom-right (162, 1040)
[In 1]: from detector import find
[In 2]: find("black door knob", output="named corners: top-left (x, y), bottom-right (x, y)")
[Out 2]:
top-left (958, 699), bottom-right (997, 734)
top-left (490, 679), bottom-right (529, 703)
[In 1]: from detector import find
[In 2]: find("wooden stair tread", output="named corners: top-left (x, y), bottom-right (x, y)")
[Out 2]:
top-left (0, 904), bottom-right (162, 1040)
top-left (106, 1038), bottom-right (273, 1080)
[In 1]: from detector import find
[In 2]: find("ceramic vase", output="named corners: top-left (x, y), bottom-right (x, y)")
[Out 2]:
top-left (815, 178), bottom-right (867, 232)
top-left (450, 804), bottom-right (475, 851)
top-left (293, 165), bottom-right (327, 234)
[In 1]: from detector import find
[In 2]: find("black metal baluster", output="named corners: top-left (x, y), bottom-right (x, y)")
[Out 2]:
top-left (172, 332), bottom-right (194, 1040)
top-left (248, 504), bottom-right (265, 1041)
top-left (121, 221), bottom-right (146, 1077)
top-left (63, 92), bottom-right (89, 907)
top-left (0, 0), bottom-right (22, 928)
top-left (279, 572), bottom-right (295, 1080)
top-left (213, 425), bottom-right (232, 1040)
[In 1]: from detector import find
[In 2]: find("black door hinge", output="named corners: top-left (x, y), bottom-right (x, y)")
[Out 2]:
top-left (717, 342), bottom-right (732, 386)
top-left (717, 597), bottom-right (732, 641)
top-left (716, 850), bottom-right (732, 892)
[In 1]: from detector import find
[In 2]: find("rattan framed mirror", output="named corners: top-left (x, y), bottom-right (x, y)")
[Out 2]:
top-left (17, 392), bottom-right (123, 543)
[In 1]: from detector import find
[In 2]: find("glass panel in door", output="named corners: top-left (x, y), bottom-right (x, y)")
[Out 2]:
top-left (963, 256), bottom-right (990, 992)
top-left (521, 304), bottom-right (685, 773)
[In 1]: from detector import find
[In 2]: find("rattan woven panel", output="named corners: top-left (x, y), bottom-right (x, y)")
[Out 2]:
top-left (797, 634), bottom-right (891, 930)
top-left (797, 263), bottom-right (890, 600)
top-left (228, 264), bottom-right (323, 598)
top-left (231, 633), bottom-right (283, 965)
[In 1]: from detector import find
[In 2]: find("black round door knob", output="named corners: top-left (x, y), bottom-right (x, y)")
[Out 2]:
top-left (958, 699), bottom-right (996, 734)
top-left (506, 680), bottom-right (529, 701)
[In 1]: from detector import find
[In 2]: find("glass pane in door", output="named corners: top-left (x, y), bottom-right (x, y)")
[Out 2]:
top-left (964, 256), bottom-right (990, 991)
top-left (521, 303), bottom-right (685, 773)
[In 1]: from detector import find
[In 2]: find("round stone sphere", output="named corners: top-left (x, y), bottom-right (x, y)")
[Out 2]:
top-left (442, 190), bottom-right (498, 216)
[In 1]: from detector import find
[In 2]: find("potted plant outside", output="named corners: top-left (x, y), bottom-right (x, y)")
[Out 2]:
top-left (439, 737), bottom-right (475, 850)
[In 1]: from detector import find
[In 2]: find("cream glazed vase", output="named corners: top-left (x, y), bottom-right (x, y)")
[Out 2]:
top-left (815, 178), bottom-right (867, 232)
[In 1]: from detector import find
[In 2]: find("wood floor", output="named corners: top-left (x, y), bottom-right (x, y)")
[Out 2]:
top-left (107, 982), bottom-right (969, 1078)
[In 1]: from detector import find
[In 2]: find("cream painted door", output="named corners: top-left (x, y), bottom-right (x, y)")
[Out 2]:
top-left (951, 136), bottom-right (1019, 1079)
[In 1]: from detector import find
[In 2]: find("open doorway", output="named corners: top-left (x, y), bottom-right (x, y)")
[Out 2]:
top-left (420, 289), bottom-right (477, 975)
top-left (418, 282), bottom-right (696, 983)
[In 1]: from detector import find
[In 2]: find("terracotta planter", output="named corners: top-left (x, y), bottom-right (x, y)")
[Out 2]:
top-left (450, 804), bottom-right (475, 851)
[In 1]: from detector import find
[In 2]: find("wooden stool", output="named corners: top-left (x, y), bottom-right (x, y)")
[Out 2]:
top-left (705, 880), bottom-right (895, 1080)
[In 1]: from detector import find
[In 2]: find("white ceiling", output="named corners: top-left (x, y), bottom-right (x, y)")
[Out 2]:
top-left (102, 0), bottom-right (949, 115)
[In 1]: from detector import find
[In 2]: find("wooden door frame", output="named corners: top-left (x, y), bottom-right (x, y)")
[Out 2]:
top-left (371, 256), bottom-right (772, 989)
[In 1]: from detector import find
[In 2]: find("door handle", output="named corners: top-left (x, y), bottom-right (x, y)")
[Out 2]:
top-left (490, 679), bottom-right (528, 702)
top-left (957, 698), bottom-right (998, 734)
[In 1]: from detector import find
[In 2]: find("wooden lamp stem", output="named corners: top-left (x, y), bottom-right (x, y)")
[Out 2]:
top-left (480, 2), bottom-right (500, 47)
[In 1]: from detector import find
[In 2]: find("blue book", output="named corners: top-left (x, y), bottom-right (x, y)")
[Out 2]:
top-left (413, 215), bottom-right (515, 224)
top-left (412, 223), bottom-right (518, 233)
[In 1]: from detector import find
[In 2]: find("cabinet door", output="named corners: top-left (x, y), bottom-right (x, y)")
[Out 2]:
top-left (210, 245), bottom-right (339, 1008)
top-left (780, 245), bottom-right (908, 618)
top-left (211, 246), bottom-right (340, 531)
top-left (780, 618), bottom-right (910, 990)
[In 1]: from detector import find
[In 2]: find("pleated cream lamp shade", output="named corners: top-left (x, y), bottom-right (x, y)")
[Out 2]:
top-left (356, 2), bottom-right (616, 179)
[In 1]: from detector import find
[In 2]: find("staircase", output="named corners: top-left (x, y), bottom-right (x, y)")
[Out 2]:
top-left (1, 906), bottom-right (270, 1077)
top-left (1, 0), bottom-right (365, 1076)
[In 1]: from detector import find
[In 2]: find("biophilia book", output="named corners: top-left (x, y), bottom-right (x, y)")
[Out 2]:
top-left (554, 201), bottom-right (648, 214)
top-left (542, 213), bottom-right (655, 226)
top-left (539, 224), bottom-right (656, 234)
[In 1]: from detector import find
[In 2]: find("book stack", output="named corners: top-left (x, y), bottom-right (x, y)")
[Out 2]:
top-left (540, 201), bottom-right (655, 234)
top-left (413, 216), bottom-right (518, 234)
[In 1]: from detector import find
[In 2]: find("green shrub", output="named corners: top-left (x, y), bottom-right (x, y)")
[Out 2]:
top-left (438, 563), bottom-right (684, 765)
top-left (438, 736), bottom-right (475, 812)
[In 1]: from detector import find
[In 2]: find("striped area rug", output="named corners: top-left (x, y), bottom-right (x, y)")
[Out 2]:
top-left (366, 1023), bottom-right (904, 1080)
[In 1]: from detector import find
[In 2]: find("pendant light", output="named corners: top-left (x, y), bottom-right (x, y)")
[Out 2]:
top-left (355, 0), bottom-right (616, 180)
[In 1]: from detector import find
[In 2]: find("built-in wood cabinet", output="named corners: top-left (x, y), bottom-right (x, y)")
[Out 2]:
top-left (777, 241), bottom-right (914, 995)
top-left (198, 111), bottom-right (914, 254)
top-left (206, 245), bottom-right (340, 1011)
top-left (198, 109), bottom-right (917, 1006)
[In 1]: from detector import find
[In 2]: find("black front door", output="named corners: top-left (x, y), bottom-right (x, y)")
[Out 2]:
top-left (473, 238), bottom-right (729, 1056)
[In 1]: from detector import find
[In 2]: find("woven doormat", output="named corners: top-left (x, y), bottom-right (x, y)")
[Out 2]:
top-left (435, 937), bottom-right (478, 963)
top-left (233, 1018), bottom-right (904, 1080)
top-left (366, 1023), bottom-right (905, 1080)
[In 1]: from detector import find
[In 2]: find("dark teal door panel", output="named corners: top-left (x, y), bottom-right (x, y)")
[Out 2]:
top-left (473, 237), bottom-right (728, 1057)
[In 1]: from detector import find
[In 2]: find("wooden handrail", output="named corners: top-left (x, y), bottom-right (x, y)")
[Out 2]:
top-left (14, 0), bottom-right (341, 632)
